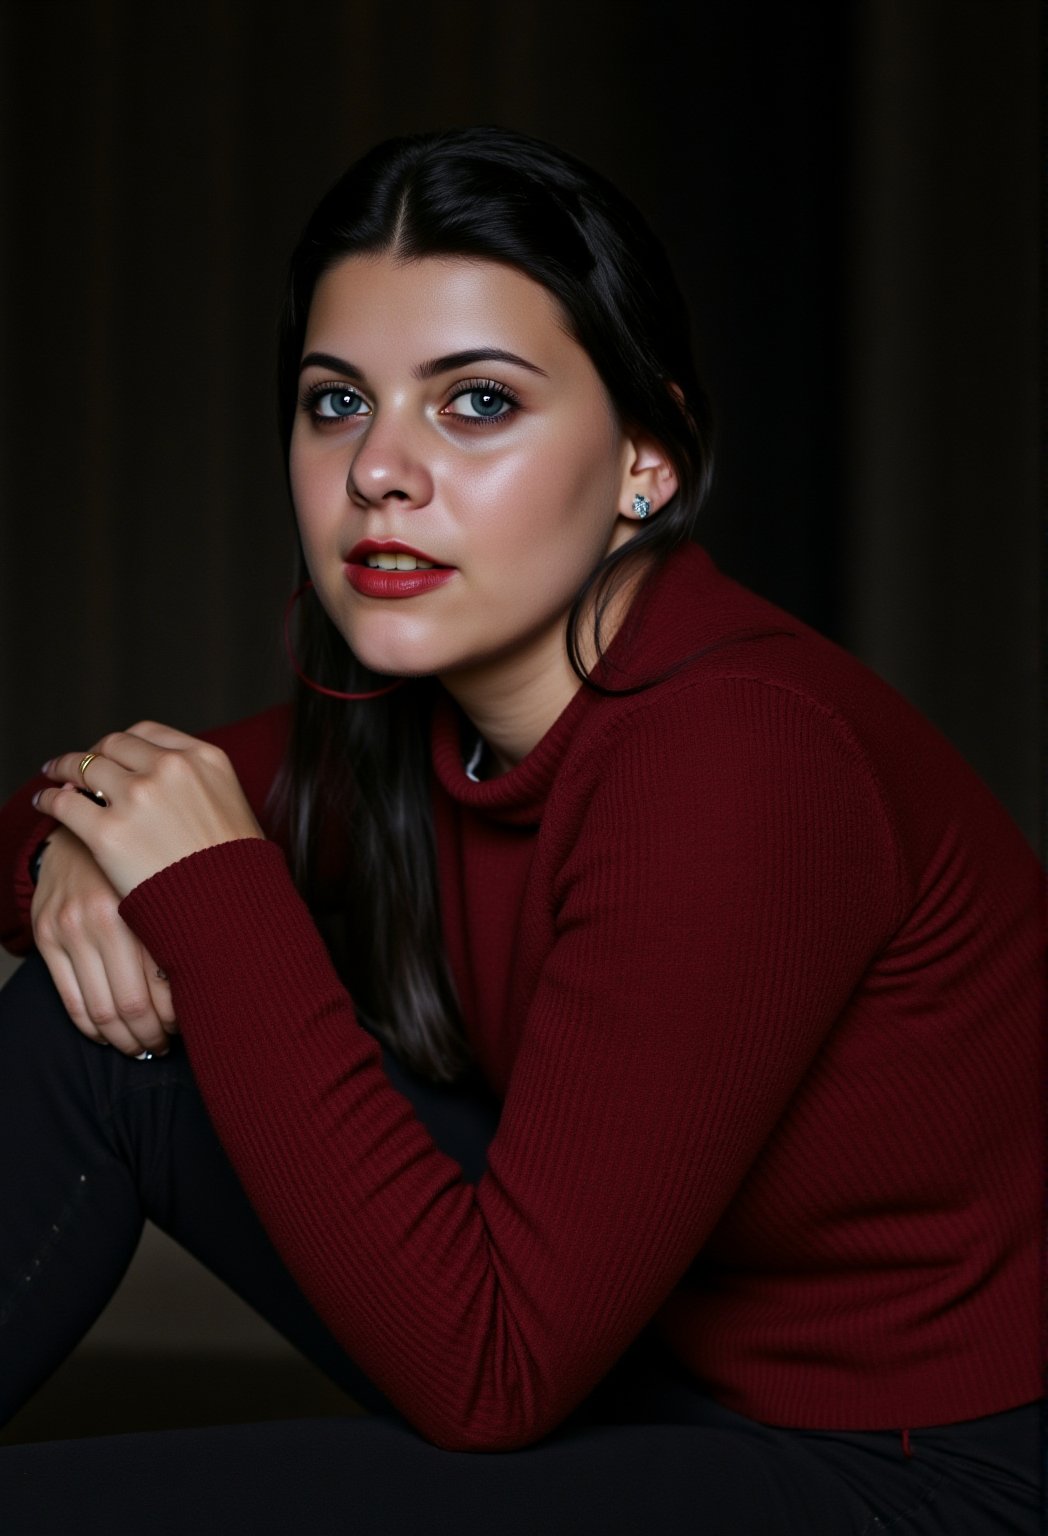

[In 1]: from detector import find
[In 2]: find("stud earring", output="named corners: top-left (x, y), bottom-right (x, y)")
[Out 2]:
top-left (632, 494), bottom-right (652, 519)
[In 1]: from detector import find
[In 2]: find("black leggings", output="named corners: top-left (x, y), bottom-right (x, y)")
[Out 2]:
top-left (0, 954), bottom-right (1041, 1535)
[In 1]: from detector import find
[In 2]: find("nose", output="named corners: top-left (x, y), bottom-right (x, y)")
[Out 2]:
top-left (346, 410), bottom-right (434, 510)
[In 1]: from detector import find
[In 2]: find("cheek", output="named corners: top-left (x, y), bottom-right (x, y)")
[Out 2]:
top-left (288, 446), bottom-right (333, 548)
top-left (468, 386), bottom-right (617, 489)
top-left (496, 421), bottom-right (621, 560)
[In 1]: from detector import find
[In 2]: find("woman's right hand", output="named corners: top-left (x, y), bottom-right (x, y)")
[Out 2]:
top-left (30, 825), bottom-right (177, 1056)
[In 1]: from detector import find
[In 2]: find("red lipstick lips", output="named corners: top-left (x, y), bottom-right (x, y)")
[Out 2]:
top-left (344, 539), bottom-right (456, 600)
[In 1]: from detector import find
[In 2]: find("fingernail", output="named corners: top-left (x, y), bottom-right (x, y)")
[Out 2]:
top-left (41, 760), bottom-right (53, 774)
top-left (31, 791), bottom-right (41, 807)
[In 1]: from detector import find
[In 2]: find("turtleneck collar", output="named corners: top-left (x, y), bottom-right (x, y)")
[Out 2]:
top-left (430, 542), bottom-right (724, 826)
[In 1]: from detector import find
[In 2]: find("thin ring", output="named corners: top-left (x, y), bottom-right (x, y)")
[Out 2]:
top-left (78, 752), bottom-right (98, 784)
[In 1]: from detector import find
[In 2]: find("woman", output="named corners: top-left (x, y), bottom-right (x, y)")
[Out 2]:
top-left (0, 128), bottom-right (1040, 1533)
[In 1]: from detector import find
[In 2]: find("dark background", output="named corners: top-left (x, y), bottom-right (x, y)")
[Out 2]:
top-left (0, 0), bottom-right (1042, 1443)
top-left (0, 0), bottom-right (1040, 844)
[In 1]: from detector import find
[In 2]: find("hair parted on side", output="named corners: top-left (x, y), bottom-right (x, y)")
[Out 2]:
top-left (272, 126), bottom-right (715, 1080)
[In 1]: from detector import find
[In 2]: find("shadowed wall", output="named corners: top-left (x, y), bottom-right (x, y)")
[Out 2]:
top-left (2, 0), bottom-right (1038, 841)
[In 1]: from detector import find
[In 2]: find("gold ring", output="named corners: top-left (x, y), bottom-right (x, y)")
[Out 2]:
top-left (78, 752), bottom-right (98, 783)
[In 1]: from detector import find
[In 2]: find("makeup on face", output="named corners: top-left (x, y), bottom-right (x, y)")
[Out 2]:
top-left (345, 539), bottom-right (456, 599)
top-left (288, 253), bottom-right (644, 758)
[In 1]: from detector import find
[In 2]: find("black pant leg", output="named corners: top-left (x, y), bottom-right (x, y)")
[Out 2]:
top-left (0, 1414), bottom-right (874, 1536)
top-left (0, 952), bottom-right (501, 1424)
top-left (0, 953), bottom-right (148, 1419)
top-left (2, 1399), bottom-right (1040, 1536)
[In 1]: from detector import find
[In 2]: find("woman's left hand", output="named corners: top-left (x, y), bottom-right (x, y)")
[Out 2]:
top-left (33, 722), bottom-right (266, 899)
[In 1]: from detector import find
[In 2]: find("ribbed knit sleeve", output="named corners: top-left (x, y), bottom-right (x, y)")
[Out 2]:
top-left (118, 675), bottom-right (900, 1450)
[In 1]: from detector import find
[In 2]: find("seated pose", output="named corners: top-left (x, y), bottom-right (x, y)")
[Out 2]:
top-left (0, 128), bottom-right (1041, 1535)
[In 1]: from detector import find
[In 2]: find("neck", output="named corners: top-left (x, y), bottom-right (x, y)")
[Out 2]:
top-left (440, 627), bottom-right (581, 773)
top-left (439, 554), bottom-right (652, 773)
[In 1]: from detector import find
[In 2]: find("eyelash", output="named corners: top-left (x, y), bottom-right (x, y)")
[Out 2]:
top-left (299, 381), bottom-right (369, 423)
top-left (298, 377), bottom-right (521, 428)
top-left (445, 377), bottom-right (521, 425)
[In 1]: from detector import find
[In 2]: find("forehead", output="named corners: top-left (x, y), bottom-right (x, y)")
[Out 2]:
top-left (303, 252), bottom-right (578, 363)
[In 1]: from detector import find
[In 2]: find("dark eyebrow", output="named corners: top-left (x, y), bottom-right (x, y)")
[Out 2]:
top-left (298, 348), bottom-right (548, 380)
top-left (415, 349), bottom-right (548, 380)
top-left (299, 351), bottom-right (366, 380)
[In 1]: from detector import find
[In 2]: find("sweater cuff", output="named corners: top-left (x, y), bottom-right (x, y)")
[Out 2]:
top-left (118, 838), bottom-right (338, 993)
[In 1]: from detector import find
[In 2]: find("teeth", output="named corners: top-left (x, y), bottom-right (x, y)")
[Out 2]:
top-left (365, 553), bottom-right (434, 570)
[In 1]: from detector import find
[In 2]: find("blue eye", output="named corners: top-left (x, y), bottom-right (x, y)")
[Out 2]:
top-left (310, 387), bottom-right (371, 420)
top-left (462, 389), bottom-right (507, 418)
top-left (445, 382), bottom-right (517, 423)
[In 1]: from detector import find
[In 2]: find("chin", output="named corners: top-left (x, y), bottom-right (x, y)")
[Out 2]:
top-left (347, 625), bottom-right (453, 681)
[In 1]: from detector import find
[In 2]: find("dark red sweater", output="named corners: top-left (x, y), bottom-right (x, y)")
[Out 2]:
top-left (1, 545), bottom-right (1041, 1450)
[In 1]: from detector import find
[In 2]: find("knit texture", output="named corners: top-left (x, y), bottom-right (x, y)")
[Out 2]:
top-left (1, 545), bottom-right (1041, 1449)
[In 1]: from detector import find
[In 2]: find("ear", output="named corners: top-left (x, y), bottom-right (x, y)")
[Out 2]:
top-left (616, 427), bottom-right (679, 523)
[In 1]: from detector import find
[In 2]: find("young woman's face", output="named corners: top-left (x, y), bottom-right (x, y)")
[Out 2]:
top-left (289, 253), bottom-right (649, 721)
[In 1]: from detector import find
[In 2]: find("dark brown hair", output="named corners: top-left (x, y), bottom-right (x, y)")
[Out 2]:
top-left (273, 127), bottom-right (714, 1079)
